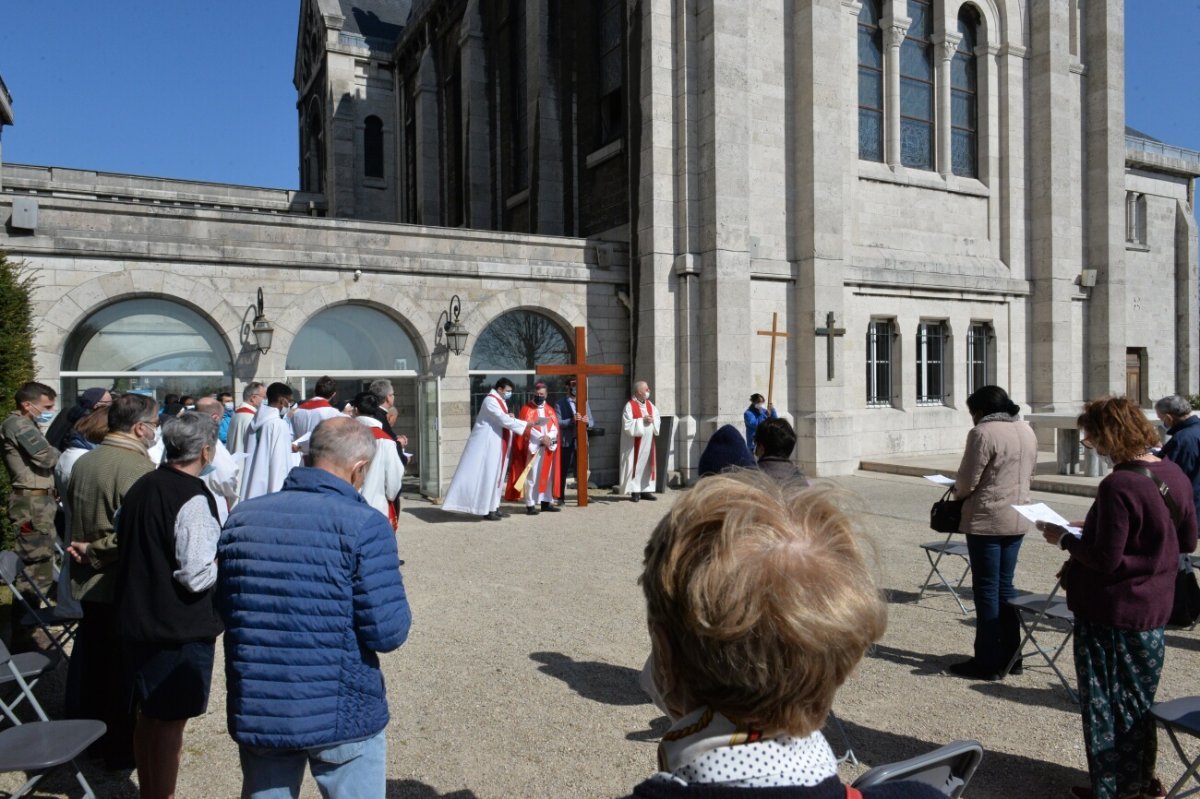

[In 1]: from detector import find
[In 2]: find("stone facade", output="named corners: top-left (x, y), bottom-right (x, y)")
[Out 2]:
top-left (1, 2), bottom-right (1198, 487)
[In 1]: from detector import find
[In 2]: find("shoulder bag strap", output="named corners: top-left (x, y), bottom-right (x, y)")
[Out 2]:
top-left (1115, 463), bottom-right (1184, 529)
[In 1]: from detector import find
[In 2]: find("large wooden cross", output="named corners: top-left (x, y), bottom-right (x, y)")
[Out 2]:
top-left (815, 311), bottom-right (846, 380)
top-left (537, 326), bottom-right (624, 507)
top-left (756, 312), bottom-right (789, 407)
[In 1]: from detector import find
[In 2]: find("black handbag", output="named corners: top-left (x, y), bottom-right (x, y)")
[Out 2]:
top-left (930, 486), bottom-right (964, 533)
top-left (1116, 463), bottom-right (1200, 628)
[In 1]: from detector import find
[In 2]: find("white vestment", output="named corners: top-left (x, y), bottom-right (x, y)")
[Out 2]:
top-left (226, 403), bottom-right (256, 455)
top-left (238, 404), bottom-right (297, 501)
top-left (523, 406), bottom-right (559, 506)
top-left (442, 391), bottom-right (528, 515)
top-left (291, 397), bottom-right (342, 442)
top-left (356, 415), bottom-right (404, 521)
top-left (203, 440), bottom-right (241, 524)
top-left (619, 399), bottom-right (661, 494)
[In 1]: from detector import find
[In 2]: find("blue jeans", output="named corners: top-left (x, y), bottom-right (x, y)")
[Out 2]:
top-left (238, 729), bottom-right (386, 799)
top-left (965, 534), bottom-right (1024, 670)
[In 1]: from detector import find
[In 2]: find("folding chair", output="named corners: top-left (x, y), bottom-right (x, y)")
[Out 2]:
top-left (852, 739), bottom-right (983, 798)
top-left (0, 551), bottom-right (82, 659)
top-left (0, 645), bottom-right (60, 726)
top-left (1151, 696), bottom-right (1200, 799)
top-left (0, 640), bottom-right (105, 798)
top-left (917, 533), bottom-right (973, 615)
top-left (1002, 579), bottom-right (1077, 702)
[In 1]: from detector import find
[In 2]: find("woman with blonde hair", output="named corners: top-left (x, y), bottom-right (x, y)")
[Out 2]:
top-left (1039, 396), bottom-right (1197, 799)
top-left (627, 472), bottom-right (942, 799)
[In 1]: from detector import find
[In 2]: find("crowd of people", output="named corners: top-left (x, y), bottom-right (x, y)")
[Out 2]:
top-left (3, 374), bottom-right (1199, 799)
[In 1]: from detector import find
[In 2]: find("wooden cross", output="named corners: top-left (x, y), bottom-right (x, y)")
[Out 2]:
top-left (537, 326), bottom-right (624, 507)
top-left (815, 311), bottom-right (846, 380)
top-left (756, 312), bottom-right (790, 407)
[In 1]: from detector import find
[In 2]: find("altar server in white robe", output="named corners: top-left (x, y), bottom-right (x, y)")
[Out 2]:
top-left (442, 377), bottom-right (528, 521)
top-left (239, 382), bottom-right (298, 501)
top-left (350, 391), bottom-right (404, 530)
top-left (195, 397), bottom-right (241, 523)
top-left (227, 382), bottom-right (265, 455)
top-left (291, 375), bottom-right (342, 442)
top-left (620, 380), bottom-right (661, 501)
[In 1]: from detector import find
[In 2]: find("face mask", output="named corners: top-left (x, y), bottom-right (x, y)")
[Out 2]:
top-left (1101, 454), bottom-right (1114, 469)
top-left (185, 404), bottom-right (196, 411)
top-left (569, 386), bottom-right (577, 396)
top-left (502, 390), bottom-right (513, 401)
top-left (36, 411), bottom-right (55, 424)
top-left (756, 403), bottom-right (765, 411)
top-left (643, 391), bottom-right (651, 400)
top-left (224, 401), bottom-right (234, 412)
top-left (643, 650), bottom-right (681, 722)
top-left (200, 462), bottom-right (215, 477)
top-left (533, 396), bottom-right (546, 406)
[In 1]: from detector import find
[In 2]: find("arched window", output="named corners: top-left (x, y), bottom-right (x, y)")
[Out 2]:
top-left (364, 115), bottom-right (384, 179)
top-left (900, 0), bottom-right (934, 170)
top-left (857, 0), bottom-right (884, 162)
top-left (286, 303), bottom-right (422, 405)
top-left (61, 297), bottom-right (232, 405)
top-left (468, 310), bottom-right (573, 416)
top-left (951, 6), bottom-right (980, 177)
top-left (303, 99), bottom-right (324, 192)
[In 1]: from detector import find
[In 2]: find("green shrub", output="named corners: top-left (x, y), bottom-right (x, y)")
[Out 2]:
top-left (0, 252), bottom-right (37, 550)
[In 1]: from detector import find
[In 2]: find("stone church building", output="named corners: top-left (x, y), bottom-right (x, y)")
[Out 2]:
top-left (1, 0), bottom-right (1198, 493)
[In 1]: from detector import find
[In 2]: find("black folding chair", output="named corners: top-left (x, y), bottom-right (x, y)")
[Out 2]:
top-left (852, 739), bottom-right (984, 798)
top-left (0, 550), bottom-right (82, 659)
top-left (1152, 696), bottom-right (1200, 799)
top-left (917, 534), bottom-right (973, 615)
top-left (0, 639), bottom-right (105, 798)
top-left (1002, 578), bottom-right (1077, 702)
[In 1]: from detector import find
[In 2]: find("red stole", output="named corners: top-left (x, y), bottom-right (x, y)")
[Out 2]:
top-left (369, 426), bottom-right (398, 531)
top-left (298, 397), bottom-right (333, 410)
top-left (235, 406), bottom-right (255, 416)
top-left (629, 400), bottom-right (657, 481)
top-left (505, 403), bottom-right (562, 501)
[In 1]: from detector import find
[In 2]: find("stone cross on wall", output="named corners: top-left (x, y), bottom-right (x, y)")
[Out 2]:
top-left (815, 312), bottom-right (846, 380)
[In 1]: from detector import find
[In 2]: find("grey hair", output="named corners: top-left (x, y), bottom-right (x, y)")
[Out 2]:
top-left (368, 379), bottom-right (394, 403)
top-left (242, 382), bottom-right (265, 401)
top-left (633, 380), bottom-right (648, 392)
top-left (1155, 395), bottom-right (1193, 418)
top-left (310, 416), bottom-right (376, 470)
top-left (162, 411), bottom-right (218, 464)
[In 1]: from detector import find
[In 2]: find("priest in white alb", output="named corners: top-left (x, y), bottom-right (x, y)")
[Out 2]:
top-left (291, 375), bottom-right (342, 442)
top-left (620, 380), bottom-right (661, 502)
top-left (227, 381), bottom-right (265, 455)
top-left (239, 382), bottom-right (299, 501)
top-left (442, 377), bottom-right (528, 521)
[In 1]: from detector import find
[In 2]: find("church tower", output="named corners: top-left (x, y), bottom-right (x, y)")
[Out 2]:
top-left (294, 0), bottom-right (408, 221)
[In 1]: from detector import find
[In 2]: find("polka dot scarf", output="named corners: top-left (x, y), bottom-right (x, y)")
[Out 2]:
top-left (652, 707), bottom-right (839, 788)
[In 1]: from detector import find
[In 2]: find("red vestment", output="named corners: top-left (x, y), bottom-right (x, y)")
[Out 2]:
top-left (504, 402), bottom-right (562, 501)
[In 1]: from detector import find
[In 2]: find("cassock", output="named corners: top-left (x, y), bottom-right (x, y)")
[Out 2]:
top-left (620, 398), bottom-right (661, 494)
top-left (203, 439), bottom-right (240, 524)
top-left (356, 415), bottom-right (404, 529)
top-left (442, 390), bottom-right (528, 516)
top-left (504, 401), bottom-right (561, 506)
top-left (291, 396), bottom-right (342, 442)
top-left (238, 404), bottom-right (297, 501)
top-left (226, 402), bottom-right (256, 455)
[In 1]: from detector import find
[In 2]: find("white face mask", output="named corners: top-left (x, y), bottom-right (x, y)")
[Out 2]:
top-left (223, 401), bottom-right (235, 412)
top-left (502, 390), bottom-right (513, 401)
top-left (756, 403), bottom-right (765, 411)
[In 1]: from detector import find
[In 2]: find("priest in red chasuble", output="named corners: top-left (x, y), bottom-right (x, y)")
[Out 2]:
top-left (505, 382), bottom-right (562, 514)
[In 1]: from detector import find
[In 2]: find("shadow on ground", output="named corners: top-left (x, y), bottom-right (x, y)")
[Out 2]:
top-left (839, 720), bottom-right (1084, 797)
top-left (388, 780), bottom-right (480, 798)
top-left (402, 506), bottom-right (480, 524)
top-left (530, 652), bottom-right (651, 706)
top-left (626, 715), bottom-right (671, 742)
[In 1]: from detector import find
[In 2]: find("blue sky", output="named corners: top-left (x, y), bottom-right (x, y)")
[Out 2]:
top-left (0, 2), bottom-right (1197, 189)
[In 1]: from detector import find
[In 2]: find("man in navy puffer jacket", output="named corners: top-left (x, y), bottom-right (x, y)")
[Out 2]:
top-left (217, 416), bottom-right (411, 798)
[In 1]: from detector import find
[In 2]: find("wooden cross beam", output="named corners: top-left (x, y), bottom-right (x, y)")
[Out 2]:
top-left (815, 311), bottom-right (846, 380)
top-left (536, 326), bottom-right (624, 507)
top-left (756, 312), bottom-right (790, 407)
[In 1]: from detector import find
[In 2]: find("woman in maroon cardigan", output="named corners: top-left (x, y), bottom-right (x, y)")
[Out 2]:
top-left (1040, 396), bottom-right (1198, 799)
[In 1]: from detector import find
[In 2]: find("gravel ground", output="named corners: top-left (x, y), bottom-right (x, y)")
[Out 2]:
top-left (5, 472), bottom-right (1198, 798)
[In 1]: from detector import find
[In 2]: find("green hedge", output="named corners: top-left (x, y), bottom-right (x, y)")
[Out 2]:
top-left (0, 252), bottom-right (36, 550)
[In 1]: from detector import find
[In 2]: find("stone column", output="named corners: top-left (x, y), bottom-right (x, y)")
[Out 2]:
top-left (527, 0), bottom-right (564, 234)
top-left (1028, 0), bottom-right (1078, 411)
top-left (1082, 0), bottom-right (1127, 396)
top-left (932, 32), bottom-right (961, 180)
top-left (881, 14), bottom-right (910, 169)
top-left (460, 0), bottom-right (493, 228)
top-left (1176, 202), bottom-right (1199, 395)
top-left (414, 45), bottom-right (442, 226)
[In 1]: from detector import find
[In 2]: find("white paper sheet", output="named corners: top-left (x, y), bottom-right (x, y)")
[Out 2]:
top-left (923, 474), bottom-right (956, 486)
top-left (1012, 502), bottom-right (1082, 538)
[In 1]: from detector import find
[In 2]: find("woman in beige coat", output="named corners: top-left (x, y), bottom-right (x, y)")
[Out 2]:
top-left (946, 385), bottom-right (1038, 680)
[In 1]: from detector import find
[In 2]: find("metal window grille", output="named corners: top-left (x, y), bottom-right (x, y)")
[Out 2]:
top-left (916, 321), bottom-right (945, 405)
top-left (966, 323), bottom-right (992, 395)
top-left (866, 320), bottom-right (894, 407)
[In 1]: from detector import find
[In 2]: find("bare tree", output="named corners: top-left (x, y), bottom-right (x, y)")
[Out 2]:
top-left (470, 311), bottom-right (571, 371)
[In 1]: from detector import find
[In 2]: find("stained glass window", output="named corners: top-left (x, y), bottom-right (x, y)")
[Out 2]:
top-left (951, 7), bottom-right (980, 177)
top-left (857, 0), bottom-right (884, 162)
top-left (900, 0), bottom-right (934, 170)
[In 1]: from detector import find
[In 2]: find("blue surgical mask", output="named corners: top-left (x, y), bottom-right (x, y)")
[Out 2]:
top-left (37, 411), bottom-right (55, 424)
top-left (200, 463), bottom-right (215, 477)
top-left (502, 390), bottom-right (513, 401)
